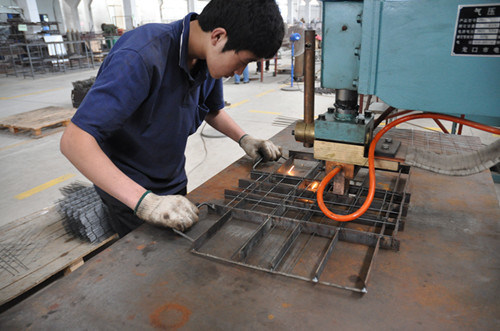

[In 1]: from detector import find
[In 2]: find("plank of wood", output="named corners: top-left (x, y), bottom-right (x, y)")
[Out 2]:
top-left (63, 259), bottom-right (84, 276)
top-left (0, 107), bottom-right (75, 131)
top-left (0, 206), bottom-right (117, 306)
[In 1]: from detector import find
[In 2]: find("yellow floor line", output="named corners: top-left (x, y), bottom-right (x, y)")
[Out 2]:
top-left (256, 89), bottom-right (275, 98)
top-left (279, 84), bottom-right (289, 88)
top-left (0, 87), bottom-right (65, 100)
top-left (227, 99), bottom-right (250, 108)
top-left (15, 173), bottom-right (76, 200)
top-left (423, 127), bottom-right (442, 132)
top-left (0, 140), bottom-right (32, 152)
top-left (249, 110), bottom-right (282, 115)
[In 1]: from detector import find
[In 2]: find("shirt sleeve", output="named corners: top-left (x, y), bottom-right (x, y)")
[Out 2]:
top-left (204, 78), bottom-right (225, 112)
top-left (71, 49), bottom-right (151, 143)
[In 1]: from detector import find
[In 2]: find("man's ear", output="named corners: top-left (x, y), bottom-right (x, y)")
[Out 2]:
top-left (210, 27), bottom-right (227, 46)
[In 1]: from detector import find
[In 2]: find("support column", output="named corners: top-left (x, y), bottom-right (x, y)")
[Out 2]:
top-left (75, 0), bottom-right (93, 32)
top-left (287, 0), bottom-right (294, 25)
top-left (122, 0), bottom-right (137, 30)
top-left (60, 0), bottom-right (82, 32)
top-left (79, 0), bottom-right (94, 32)
top-left (304, 0), bottom-right (311, 24)
top-left (16, 0), bottom-right (40, 23)
top-left (187, 0), bottom-right (196, 13)
top-left (15, 0), bottom-right (42, 37)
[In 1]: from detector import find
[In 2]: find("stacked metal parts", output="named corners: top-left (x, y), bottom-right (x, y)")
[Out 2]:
top-left (58, 183), bottom-right (113, 244)
top-left (71, 77), bottom-right (95, 108)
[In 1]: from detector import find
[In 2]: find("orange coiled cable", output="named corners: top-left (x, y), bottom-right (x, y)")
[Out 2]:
top-left (316, 112), bottom-right (500, 222)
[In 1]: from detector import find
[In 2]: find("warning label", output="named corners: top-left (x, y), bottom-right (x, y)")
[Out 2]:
top-left (452, 4), bottom-right (500, 56)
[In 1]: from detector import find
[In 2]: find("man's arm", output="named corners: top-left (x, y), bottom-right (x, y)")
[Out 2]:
top-left (60, 122), bottom-right (146, 209)
top-left (204, 108), bottom-right (245, 142)
top-left (60, 122), bottom-right (199, 231)
top-left (205, 108), bottom-right (282, 162)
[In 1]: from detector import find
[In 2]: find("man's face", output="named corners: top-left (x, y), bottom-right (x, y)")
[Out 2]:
top-left (206, 35), bottom-right (258, 79)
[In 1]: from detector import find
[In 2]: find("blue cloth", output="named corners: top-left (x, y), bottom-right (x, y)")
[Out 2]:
top-left (72, 13), bottom-right (224, 195)
top-left (234, 66), bottom-right (249, 83)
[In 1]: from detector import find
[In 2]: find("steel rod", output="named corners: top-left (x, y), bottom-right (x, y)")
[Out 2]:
top-left (224, 190), bottom-right (404, 230)
top-left (192, 250), bottom-right (366, 293)
top-left (269, 223), bottom-right (302, 271)
top-left (231, 217), bottom-right (273, 261)
top-left (312, 230), bottom-right (339, 282)
top-left (192, 210), bottom-right (232, 251)
top-left (211, 205), bottom-right (398, 250)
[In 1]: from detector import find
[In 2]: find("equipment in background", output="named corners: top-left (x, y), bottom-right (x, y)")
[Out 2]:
top-left (101, 24), bottom-right (120, 49)
top-left (71, 77), bottom-right (95, 108)
top-left (281, 32), bottom-right (301, 91)
top-left (101, 24), bottom-right (118, 36)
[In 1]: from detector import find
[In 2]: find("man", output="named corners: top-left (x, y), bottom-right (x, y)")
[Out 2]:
top-left (60, 0), bottom-right (285, 237)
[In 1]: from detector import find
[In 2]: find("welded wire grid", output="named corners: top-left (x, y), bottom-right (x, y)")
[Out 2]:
top-left (382, 128), bottom-right (484, 156)
top-left (0, 227), bottom-right (44, 277)
top-left (192, 152), bottom-right (410, 293)
top-left (0, 184), bottom-right (113, 278)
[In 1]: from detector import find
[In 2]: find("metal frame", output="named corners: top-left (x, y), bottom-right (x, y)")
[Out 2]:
top-left (192, 152), bottom-right (411, 293)
top-left (6, 40), bottom-right (94, 79)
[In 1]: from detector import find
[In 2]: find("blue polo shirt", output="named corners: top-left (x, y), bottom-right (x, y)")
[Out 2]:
top-left (72, 13), bottom-right (224, 195)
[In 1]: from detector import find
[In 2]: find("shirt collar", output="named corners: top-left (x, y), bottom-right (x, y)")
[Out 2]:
top-left (179, 12), bottom-right (208, 83)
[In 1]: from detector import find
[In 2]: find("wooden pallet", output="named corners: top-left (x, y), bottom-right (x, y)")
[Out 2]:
top-left (0, 106), bottom-right (76, 136)
top-left (0, 206), bottom-right (117, 306)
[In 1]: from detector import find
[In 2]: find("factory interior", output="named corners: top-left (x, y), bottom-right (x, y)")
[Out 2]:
top-left (0, 0), bottom-right (499, 329)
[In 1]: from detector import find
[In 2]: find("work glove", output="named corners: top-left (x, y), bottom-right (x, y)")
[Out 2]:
top-left (239, 134), bottom-right (282, 162)
top-left (135, 192), bottom-right (199, 232)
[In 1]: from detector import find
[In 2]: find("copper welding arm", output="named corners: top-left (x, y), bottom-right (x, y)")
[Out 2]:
top-left (294, 30), bottom-right (316, 147)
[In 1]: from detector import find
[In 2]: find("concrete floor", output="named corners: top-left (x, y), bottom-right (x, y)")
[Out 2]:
top-left (0, 63), bottom-right (499, 227)
top-left (0, 63), bottom-right (332, 225)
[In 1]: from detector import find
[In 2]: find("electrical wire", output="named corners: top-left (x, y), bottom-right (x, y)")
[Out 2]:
top-left (187, 120), bottom-right (231, 176)
top-left (316, 112), bottom-right (500, 222)
top-left (186, 123), bottom-right (209, 176)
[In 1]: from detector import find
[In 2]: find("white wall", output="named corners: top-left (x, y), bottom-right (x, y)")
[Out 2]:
top-left (90, 0), bottom-right (124, 31)
top-left (1, 0), bottom-right (319, 34)
top-left (278, 0), bottom-right (321, 25)
top-left (136, 0), bottom-right (161, 25)
top-left (297, 1), bottom-right (321, 24)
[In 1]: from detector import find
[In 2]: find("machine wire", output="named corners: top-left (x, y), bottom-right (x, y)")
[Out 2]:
top-left (317, 112), bottom-right (500, 222)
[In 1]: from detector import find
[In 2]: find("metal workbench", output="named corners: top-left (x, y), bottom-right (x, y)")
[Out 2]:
top-left (1, 126), bottom-right (499, 330)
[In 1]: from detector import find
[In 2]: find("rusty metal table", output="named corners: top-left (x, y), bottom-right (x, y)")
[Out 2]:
top-left (1, 127), bottom-right (499, 330)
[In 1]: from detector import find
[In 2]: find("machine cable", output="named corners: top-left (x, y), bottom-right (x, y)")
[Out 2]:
top-left (317, 113), bottom-right (500, 222)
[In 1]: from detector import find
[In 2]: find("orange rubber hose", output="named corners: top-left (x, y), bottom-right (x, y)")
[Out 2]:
top-left (317, 113), bottom-right (500, 222)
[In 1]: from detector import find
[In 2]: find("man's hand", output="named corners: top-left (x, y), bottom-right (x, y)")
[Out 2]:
top-left (135, 192), bottom-right (199, 231)
top-left (239, 134), bottom-right (282, 162)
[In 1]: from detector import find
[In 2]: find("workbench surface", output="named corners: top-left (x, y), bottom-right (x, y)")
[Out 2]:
top-left (1, 127), bottom-right (499, 330)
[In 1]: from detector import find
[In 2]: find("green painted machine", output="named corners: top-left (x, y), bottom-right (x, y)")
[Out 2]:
top-left (295, 0), bottom-right (499, 172)
top-left (321, 0), bottom-right (499, 124)
top-left (294, 0), bottom-right (499, 198)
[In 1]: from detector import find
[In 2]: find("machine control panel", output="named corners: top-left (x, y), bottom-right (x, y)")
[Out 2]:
top-left (452, 3), bottom-right (500, 56)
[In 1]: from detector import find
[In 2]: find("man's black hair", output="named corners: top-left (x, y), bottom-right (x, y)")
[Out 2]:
top-left (198, 0), bottom-right (285, 59)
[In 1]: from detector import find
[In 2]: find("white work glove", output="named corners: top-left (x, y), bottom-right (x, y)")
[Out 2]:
top-left (239, 134), bottom-right (282, 162)
top-left (135, 192), bottom-right (199, 231)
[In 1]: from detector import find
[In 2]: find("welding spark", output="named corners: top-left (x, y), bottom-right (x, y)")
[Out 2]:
top-left (298, 198), bottom-right (315, 204)
top-left (287, 165), bottom-right (295, 176)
